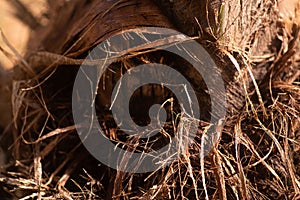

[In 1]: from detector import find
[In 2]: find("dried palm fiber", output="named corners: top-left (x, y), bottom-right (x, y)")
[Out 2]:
top-left (3, 0), bottom-right (299, 199)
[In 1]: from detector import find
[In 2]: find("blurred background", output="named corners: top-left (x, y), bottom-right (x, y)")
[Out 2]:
top-left (0, 0), bottom-right (46, 70)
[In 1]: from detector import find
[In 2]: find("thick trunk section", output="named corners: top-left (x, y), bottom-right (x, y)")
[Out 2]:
top-left (6, 0), bottom-right (297, 199)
